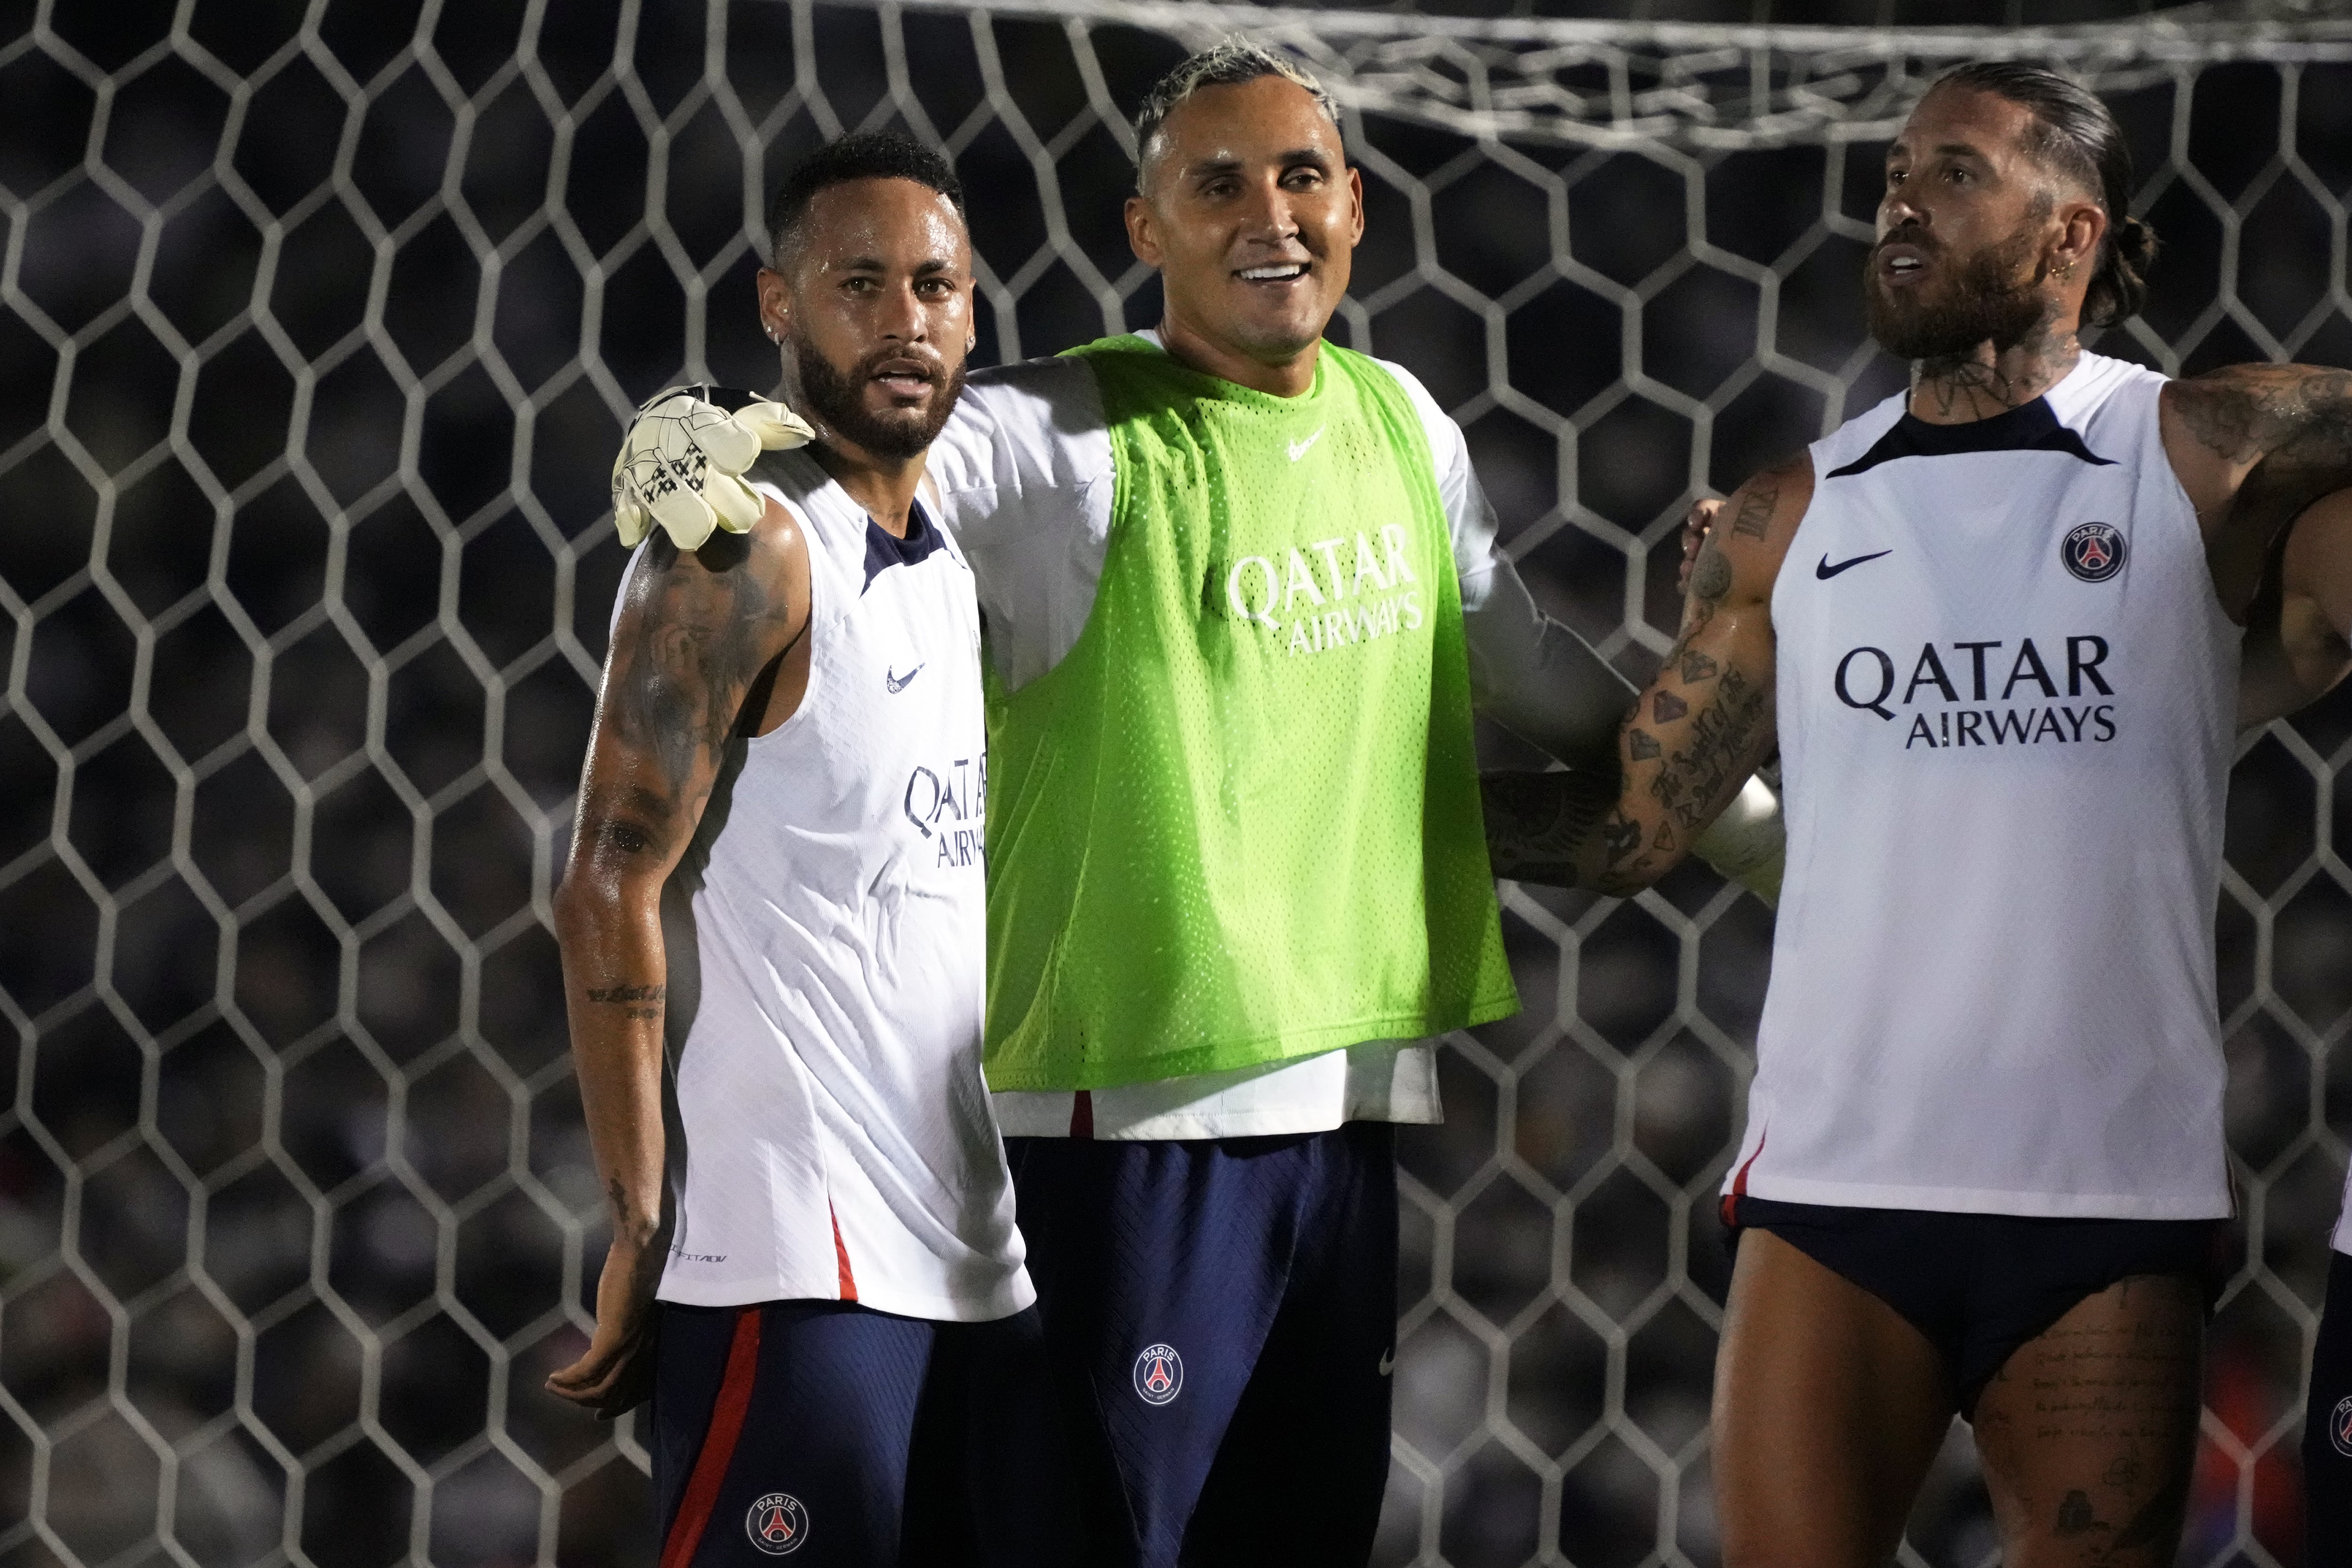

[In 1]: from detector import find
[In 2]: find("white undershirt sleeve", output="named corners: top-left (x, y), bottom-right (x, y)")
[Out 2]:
top-left (1381, 358), bottom-right (1636, 763)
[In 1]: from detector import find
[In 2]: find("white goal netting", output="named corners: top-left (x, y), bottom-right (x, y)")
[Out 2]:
top-left (3, 1), bottom-right (2350, 1564)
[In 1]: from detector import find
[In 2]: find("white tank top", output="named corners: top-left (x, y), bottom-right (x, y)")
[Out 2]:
top-left (631, 449), bottom-right (1030, 1320)
top-left (1725, 353), bottom-right (2239, 1220)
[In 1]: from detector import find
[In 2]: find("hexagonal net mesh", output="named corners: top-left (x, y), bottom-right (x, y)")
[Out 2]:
top-left (3, 1), bottom-right (2351, 1564)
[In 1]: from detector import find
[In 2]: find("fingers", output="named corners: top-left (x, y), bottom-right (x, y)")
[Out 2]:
top-left (690, 407), bottom-right (764, 473)
top-left (1678, 496), bottom-right (1722, 594)
top-left (741, 400), bottom-right (815, 449)
top-left (705, 471), bottom-right (766, 534)
top-left (649, 486), bottom-right (721, 551)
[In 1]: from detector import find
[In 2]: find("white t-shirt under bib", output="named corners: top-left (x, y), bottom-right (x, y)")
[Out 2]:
top-left (635, 449), bottom-right (1031, 1320)
top-left (925, 335), bottom-right (1608, 1140)
top-left (1724, 353), bottom-right (2239, 1220)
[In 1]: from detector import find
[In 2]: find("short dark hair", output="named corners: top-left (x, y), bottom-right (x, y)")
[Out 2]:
top-left (766, 131), bottom-right (963, 267)
top-left (1930, 61), bottom-right (2158, 329)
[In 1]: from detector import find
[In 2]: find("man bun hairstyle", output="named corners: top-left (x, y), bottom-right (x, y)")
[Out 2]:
top-left (1932, 61), bottom-right (2157, 328)
top-left (1131, 39), bottom-right (1341, 188)
top-left (768, 130), bottom-right (963, 267)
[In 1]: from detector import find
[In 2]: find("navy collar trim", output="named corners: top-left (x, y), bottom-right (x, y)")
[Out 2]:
top-left (1825, 397), bottom-right (2115, 478)
top-left (862, 499), bottom-right (946, 593)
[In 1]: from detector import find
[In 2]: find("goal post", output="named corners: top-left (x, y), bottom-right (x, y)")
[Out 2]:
top-left (0, 3), bottom-right (2346, 1564)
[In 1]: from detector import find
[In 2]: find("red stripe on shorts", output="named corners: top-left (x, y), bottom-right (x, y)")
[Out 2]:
top-left (1070, 1089), bottom-right (1094, 1139)
top-left (831, 1206), bottom-right (858, 1302)
top-left (1719, 1128), bottom-right (1768, 1229)
top-left (658, 1305), bottom-right (763, 1568)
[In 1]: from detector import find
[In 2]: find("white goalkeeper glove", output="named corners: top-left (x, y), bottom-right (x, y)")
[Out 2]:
top-left (610, 386), bottom-right (815, 550)
top-left (1692, 771), bottom-right (1785, 907)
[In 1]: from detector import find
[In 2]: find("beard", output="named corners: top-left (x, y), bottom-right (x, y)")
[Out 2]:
top-left (793, 338), bottom-right (966, 459)
top-left (1863, 226), bottom-right (2051, 365)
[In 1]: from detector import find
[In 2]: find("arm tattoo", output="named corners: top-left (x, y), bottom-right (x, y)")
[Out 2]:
top-left (2174, 366), bottom-right (2352, 466)
top-left (1640, 666), bottom-right (1769, 832)
top-left (586, 982), bottom-right (664, 1020)
top-left (2182, 367), bottom-right (2352, 592)
top-left (586, 537), bottom-right (798, 857)
top-left (1727, 483), bottom-right (1776, 541)
top-left (1481, 766), bottom-right (1623, 886)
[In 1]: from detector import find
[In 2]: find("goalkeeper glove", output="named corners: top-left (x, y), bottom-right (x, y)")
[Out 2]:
top-left (1692, 771), bottom-right (1785, 907)
top-left (610, 386), bottom-right (814, 550)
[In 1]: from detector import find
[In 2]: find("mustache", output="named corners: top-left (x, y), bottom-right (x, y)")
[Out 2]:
top-left (857, 350), bottom-right (946, 384)
top-left (1873, 225), bottom-right (1939, 259)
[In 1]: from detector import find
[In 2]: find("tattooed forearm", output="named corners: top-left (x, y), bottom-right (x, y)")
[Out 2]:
top-left (1481, 766), bottom-right (1624, 886)
top-left (586, 982), bottom-right (664, 1020)
top-left (1640, 667), bottom-right (1769, 833)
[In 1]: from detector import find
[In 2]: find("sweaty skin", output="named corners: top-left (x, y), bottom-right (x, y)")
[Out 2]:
top-left (1486, 82), bottom-right (2352, 1568)
top-left (544, 177), bottom-right (974, 1416)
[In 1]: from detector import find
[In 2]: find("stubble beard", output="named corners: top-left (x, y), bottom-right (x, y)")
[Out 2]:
top-left (794, 339), bottom-right (967, 460)
top-left (1864, 226), bottom-right (2053, 367)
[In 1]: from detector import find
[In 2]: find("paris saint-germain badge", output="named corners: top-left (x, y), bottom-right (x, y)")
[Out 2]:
top-left (1133, 1343), bottom-right (1184, 1406)
top-left (2061, 521), bottom-right (2126, 582)
top-left (2332, 1394), bottom-right (2352, 1459)
top-left (746, 1492), bottom-right (807, 1555)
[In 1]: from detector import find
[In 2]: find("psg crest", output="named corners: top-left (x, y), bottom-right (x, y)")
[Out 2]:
top-left (2332, 1394), bottom-right (2352, 1459)
top-left (1133, 1343), bottom-right (1184, 1405)
top-left (2061, 521), bottom-right (2126, 582)
top-left (746, 1492), bottom-right (808, 1556)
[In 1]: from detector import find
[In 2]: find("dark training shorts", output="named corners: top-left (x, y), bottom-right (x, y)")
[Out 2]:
top-left (1007, 1122), bottom-right (1400, 1568)
top-left (650, 1298), bottom-right (1079, 1567)
top-left (2303, 1249), bottom-right (2352, 1557)
top-left (1725, 1195), bottom-right (2227, 1417)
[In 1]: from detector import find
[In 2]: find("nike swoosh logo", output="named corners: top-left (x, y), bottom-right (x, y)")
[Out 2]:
top-left (1815, 549), bottom-right (1891, 580)
top-left (1377, 1348), bottom-right (1395, 1376)
top-left (886, 664), bottom-right (922, 692)
top-left (1287, 427), bottom-right (1325, 463)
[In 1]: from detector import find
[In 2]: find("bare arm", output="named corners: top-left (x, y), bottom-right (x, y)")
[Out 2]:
top-left (544, 509), bottom-right (808, 1414)
top-left (2162, 364), bottom-right (2352, 620)
top-left (2241, 486), bottom-right (2352, 728)
top-left (1483, 456), bottom-right (1810, 892)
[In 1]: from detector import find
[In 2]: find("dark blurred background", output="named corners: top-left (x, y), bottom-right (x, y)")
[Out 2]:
top-left (1, 0), bottom-right (2348, 1563)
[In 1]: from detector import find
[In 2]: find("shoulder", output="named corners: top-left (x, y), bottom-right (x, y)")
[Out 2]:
top-left (2161, 360), bottom-right (2352, 465)
top-left (1709, 450), bottom-right (1815, 596)
top-left (929, 355), bottom-right (1112, 496)
top-left (1811, 387), bottom-right (1909, 475)
top-left (1349, 350), bottom-right (1463, 472)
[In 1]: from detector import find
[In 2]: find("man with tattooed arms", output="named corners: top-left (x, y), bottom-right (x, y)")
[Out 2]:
top-left (1483, 63), bottom-right (2352, 1566)
top-left (543, 133), bottom-right (1073, 1566)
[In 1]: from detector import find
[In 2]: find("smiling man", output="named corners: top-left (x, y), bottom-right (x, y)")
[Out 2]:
top-left (920, 42), bottom-right (1726, 1568)
top-left (1481, 62), bottom-right (2352, 1565)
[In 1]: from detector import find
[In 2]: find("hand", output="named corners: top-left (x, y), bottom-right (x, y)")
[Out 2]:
top-left (611, 387), bottom-right (814, 551)
top-left (546, 1230), bottom-right (665, 1417)
top-left (1677, 496), bottom-right (1723, 597)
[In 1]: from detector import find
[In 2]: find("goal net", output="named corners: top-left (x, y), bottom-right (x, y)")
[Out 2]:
top-left (2, 2), bottom-right (2348, 1564)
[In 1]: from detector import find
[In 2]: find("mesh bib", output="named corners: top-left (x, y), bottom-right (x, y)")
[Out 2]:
top-left (980, 336), bottom-right (1517, 1092)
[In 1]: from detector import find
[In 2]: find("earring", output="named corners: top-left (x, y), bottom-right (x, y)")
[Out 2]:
top-left (2057, 261), bottom-right (2075, 281)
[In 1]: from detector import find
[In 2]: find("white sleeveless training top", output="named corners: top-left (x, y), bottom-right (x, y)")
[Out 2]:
top-left (631, 448), bottom-right (1031, 1320)
top-left (1724, 353), bottom-right (2240, 1221)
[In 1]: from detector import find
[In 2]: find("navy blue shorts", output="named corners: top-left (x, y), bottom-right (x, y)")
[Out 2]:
top-left (650, 1299), bottom-right (1079, 1566)
top-left (1008, 1122), bottom-right (1398, 1568)
top-left (2304, 1250), bottom-right (2352, 1553)
top-left (1725, 1196), bottom-right (2226, 1417)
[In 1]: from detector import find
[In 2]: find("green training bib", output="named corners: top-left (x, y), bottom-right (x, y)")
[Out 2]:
top-left (981, 336), bottom-right (1517, 1091)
